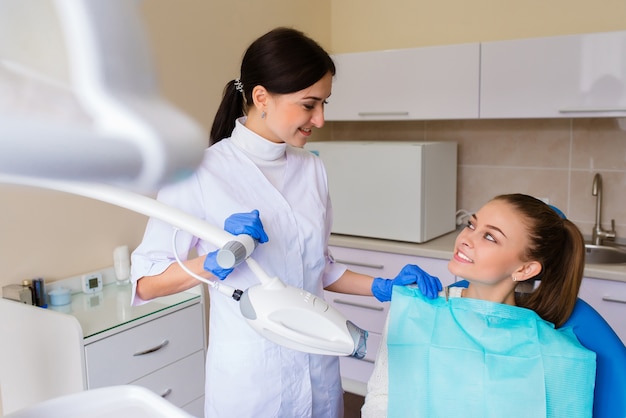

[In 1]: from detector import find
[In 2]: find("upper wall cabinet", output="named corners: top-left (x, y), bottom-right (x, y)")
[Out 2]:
top-left (480, 30), bottom-right (626, 118)
top-left (325, 43), bottom-right (480, 121)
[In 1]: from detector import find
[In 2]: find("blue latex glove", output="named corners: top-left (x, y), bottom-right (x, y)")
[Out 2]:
top-left (371, 264), bottom-right (442, 302)
top-left (223, 209), bottom-right (269, 243)
top-left (203, 209), bottom-right (268, 280)
top-left (203, 250), bottom-right (234, 280)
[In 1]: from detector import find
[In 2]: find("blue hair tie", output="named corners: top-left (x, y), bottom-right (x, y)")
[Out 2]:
top-left (549, 205), bottom-right (567, 219)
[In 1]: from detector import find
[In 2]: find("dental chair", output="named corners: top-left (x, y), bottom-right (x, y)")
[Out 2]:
top-left (450, 280), bottom-right (626, 418)
top-left (562, 298), bottom-right (626, 418)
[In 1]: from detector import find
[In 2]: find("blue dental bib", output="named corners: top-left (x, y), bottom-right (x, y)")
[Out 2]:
top-left (387, 286), bottom-right (596, 418)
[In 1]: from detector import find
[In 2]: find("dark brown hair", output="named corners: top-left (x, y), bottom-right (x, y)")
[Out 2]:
top-left (494, 194), bottom-right (585, 327)
top-left (209, 27), bottom-right (336, 145)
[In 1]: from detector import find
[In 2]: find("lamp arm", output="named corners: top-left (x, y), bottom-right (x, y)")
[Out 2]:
top-left (1, 174), bottom-right (367, 357)
top-left (0, 174), bottom-right (239, 261)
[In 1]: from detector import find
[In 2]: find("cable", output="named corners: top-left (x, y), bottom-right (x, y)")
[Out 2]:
top-left (171, 228), bottom-right (243, 300)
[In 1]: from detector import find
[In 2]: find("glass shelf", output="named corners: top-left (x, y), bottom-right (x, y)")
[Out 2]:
top-left (48, 282), bottom-right (200, 339)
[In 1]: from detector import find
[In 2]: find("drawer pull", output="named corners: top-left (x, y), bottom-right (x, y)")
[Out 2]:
top-left (160, 388), bottom-right (172, 398)
top-left (357, 111), bottom-right (410, 117)
top-left (559, 107), bottom-right (626, 114)
top-left (602, 296), bottom-right (626, 304)
top-left (334, 259), bottom-right (384, 270)
top-left (333, 299), bottom-right (384, 311)
top-left (133, 339), bottom-right (169, 356)
top-left (362, 358), bottom-right (375, 364)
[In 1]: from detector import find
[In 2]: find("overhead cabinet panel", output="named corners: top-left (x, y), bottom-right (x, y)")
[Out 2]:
top-left (480, 30), bottom-right (626, 118)
top-left (326, 43), bottom-right (480, 121)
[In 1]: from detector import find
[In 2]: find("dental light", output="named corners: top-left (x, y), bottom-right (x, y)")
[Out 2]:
top-left (0, 175), bottom-right (367, 358)
top-left (0, 0), bottom-right (206, 192)
top-left (1, 0), bottom-right (366, 358)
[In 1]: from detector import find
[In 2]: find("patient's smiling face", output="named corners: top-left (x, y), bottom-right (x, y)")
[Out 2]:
top-left (448, 199), bottom-right (531, 302)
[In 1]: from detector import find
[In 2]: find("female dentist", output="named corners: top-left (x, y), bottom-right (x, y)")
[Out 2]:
top-left (131, 27), bottom-right (441, 418)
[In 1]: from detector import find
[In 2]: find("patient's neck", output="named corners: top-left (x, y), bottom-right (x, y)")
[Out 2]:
top-left (464, 282), bottom-right (517, 305)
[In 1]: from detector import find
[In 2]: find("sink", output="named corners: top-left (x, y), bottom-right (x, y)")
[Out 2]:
top-left (585, 244), bottom-right (626, 264)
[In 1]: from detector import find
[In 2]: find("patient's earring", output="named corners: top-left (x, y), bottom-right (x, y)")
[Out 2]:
top-left (512, 275), bottom-right (517, 282)
top-left (261, 111), bottom-right (266, 119)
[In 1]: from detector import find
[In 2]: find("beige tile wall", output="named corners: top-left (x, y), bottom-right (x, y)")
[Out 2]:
top-left (315, 117), bottom-right (626, 242)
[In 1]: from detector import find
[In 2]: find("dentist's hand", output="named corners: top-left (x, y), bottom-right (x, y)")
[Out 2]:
top-left (203, 209), bottom-right (269, 280)
top-left (203, 251), bottom-right (234, 280)
top-left (223, 209), bottom-right (269, 243)
top-left (371, 264), bottom-right (442, 302)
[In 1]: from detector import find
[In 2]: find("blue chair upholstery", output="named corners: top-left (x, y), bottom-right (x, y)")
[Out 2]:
top-left (563, 298), bottom-right (626, 418)
top-left (450, 280), bottom-right (626, 418)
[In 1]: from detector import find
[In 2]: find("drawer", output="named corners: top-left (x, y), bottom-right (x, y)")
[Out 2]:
top-left (85, 304), bottom-right (204, 388)
top-left (182, 396), bottom-right (205, 418)
top-left (325, 291), bottom-right (387, 334)
top-left (330, 246), bottom-right (456, 286)
top-left (131, 350), bottom-right (205, 408)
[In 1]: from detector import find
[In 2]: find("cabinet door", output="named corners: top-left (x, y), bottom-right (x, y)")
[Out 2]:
top-left (131, 350), bottom-right (205, 409)
top-left (326, 246), bottom-right (454, 333)
top-left (330, 246), bottom-right (455, 286)
top-left (481, 30), bottom-right (626, 118)
top-left (579, 277), bottom-right (626, 344)
top-left (325, 246), bottom-right (456, 393)
top-left (84, 304), bottom-right (204, 388)
top-left (326, 43), bottom-right (479, 121)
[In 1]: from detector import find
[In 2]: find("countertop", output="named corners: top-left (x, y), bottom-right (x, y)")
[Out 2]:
top-left (329, 229), bottom-right (626, 284)
top-left (48, 282), bottom-right (201, 341)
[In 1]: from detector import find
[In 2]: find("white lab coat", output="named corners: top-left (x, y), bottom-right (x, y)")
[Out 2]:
top-left (131, 120), bottom-right (348, 418)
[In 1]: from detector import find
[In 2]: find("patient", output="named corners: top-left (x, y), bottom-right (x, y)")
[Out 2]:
top-left (362, 194), bottom-right (597, 418)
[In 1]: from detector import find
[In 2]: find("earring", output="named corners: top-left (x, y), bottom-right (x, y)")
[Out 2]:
top-left (261, 111), bottom-right (266, 119)
top-left (512, 275), bottom-right (517, 282)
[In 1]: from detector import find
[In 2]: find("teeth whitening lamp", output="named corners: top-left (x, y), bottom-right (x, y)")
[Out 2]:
top-left (0, 0), bottom-right (367, 359)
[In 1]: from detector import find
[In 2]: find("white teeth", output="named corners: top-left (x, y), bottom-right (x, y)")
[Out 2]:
top-left (457, 251), bottom-right (473, 262)
top-left (301, 128), bottom-right (311, 132)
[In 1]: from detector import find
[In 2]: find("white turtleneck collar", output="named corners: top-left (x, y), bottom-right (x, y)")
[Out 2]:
top-left (229, 117), bottom-right (287, 190)
top-left (230, 117), bottom-right (286, 162)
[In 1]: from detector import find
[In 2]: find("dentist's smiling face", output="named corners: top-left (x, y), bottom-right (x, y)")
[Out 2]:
top-left (255, 72), bottom-right (332, 148)
top-left (448, 199), bottom-right (531, 287)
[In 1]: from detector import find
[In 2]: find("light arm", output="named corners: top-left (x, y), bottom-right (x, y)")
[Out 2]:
top-left (0, 174), bottom-right (259, 274)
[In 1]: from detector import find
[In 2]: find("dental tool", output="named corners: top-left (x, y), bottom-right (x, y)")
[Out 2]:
top-left (0, 175), bottom-right (367, 358)
top-left (0, 0), bottom-right (366, 358)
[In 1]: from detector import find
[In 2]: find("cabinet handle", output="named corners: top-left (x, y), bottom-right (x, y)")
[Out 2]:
top-left (160, 388), bottom-right (172, 398)
top-left (133, 339), bottom-right (169, 356)
top-left (334, 259), bottom-right (384, 270)
top-left (357, 111), bottom-right (410, 117)
top-left (558, 107), bottom-right (626, 114)
top-left (602, 296), bottom-right (626, 304)
top-left (333, 299), bottom-right (384, 311)
top-left (362, 358), bottom-right (375, 364)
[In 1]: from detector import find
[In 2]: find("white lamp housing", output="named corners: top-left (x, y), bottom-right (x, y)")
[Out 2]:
top-left (0, 0), bottom-right (207, 192)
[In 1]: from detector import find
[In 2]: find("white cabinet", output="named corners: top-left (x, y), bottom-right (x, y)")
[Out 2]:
top-left (324, 245), bottom-right (455, 395)
top-left (0, 279), bottom-right (206, 416)
top-left (326, 30), bottom-right (626, 121)
top-left (325, 43), bottom-right (480, 121)
top-left (480, 30), bottom-right (626, 118)
top-left (579, 276), bottom-right (626, 344)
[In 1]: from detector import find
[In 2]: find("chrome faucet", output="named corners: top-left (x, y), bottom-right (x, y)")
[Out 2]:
top-left (591, 173), bottom-right (616, 246)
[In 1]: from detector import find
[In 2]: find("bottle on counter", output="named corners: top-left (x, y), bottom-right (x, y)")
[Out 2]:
top-left (20, 280), bottom-right (34, 305)
top-left (32, 277), bottom-right (47, 308)
top-left (113, 245), bottom-right (131, 285)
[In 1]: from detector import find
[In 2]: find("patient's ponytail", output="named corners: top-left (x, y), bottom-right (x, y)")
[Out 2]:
top-left (494, 194), bottom-right (585, 327)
